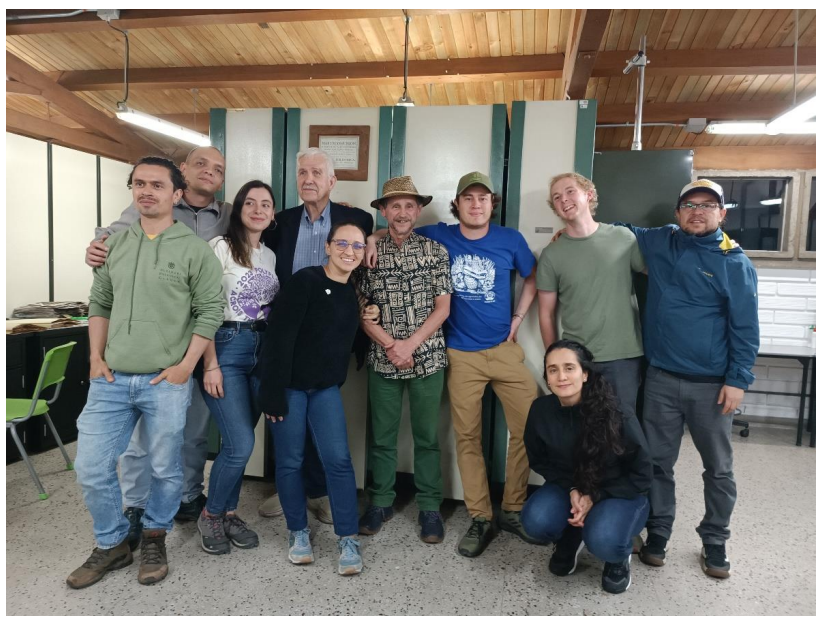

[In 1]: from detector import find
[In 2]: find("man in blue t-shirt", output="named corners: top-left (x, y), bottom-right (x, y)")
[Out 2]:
top-left (366, 171), bottom-right (540, 557)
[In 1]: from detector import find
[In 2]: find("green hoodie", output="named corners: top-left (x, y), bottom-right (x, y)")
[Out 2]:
top-left (88, 220), bottom-right (224, 374)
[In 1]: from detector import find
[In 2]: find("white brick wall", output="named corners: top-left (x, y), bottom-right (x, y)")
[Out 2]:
top-left (740, 268), bottom-right (817, 422)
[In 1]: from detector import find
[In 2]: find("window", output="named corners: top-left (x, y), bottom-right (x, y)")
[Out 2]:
top-left (806, 176), bottom-right (815, 252)
top-left (799, 171), bottom-right (816, 259)
top-left (712, 177), bottom-right (791, 252)
top-left (695, 170), bottom-right (802, 259)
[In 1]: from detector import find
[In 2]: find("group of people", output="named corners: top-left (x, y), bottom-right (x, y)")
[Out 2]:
top-left (65, 143), bottom-right (759, 598)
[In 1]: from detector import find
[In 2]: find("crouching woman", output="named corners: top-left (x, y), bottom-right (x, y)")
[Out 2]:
top-left (521, 340), bottom-right (652, 594)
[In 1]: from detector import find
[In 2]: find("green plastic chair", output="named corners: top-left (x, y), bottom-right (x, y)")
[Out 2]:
top-left (6, 341), bottom-right (76, 500)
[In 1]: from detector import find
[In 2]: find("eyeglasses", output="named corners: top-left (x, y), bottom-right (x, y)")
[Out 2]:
top-left (331, 239), bottom-right (366, 252)
top-left (679, 202), bottom-right (721, 211)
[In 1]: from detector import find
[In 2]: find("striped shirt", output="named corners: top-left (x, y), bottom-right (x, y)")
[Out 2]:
top-left (291, 202), bottom-right (332, 275)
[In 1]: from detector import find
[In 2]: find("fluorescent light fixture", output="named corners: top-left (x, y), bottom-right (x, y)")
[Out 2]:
top-left (705, 122), bottom-right (767, 135)
top-left (766, 122), bottom-right (817, 135)
top-left (116, 105), bottom-right (210, 146)
top-left (760, 198), bottom-right (783, 206)
top-left (766, 95), bottom-right (817, 133)
top-left (725, 202), bottom-right (739, 209)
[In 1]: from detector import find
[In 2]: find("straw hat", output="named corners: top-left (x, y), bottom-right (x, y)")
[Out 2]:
top-left (370, 175), bottom-right (433, 209)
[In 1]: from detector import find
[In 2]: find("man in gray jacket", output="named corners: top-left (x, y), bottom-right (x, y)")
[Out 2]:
top-left (85, 146), bottom-right (229, 547)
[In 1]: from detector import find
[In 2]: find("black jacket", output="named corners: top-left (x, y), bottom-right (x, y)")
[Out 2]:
top-left (524, 394), bottom-right (652, 502)
top-left (262, 201), bottom-right (374, 368)
top-left (263, 202), bottom-right (374, 288)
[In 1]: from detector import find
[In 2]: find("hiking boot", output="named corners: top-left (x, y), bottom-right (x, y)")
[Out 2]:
top-left (66, 538), bottom-right (132, 589)
top-left (418, 510), bottom-right (445, 544)
top-left (138, 530), bottom-right (169, 585)
top-left (498, 509), bottom-right (544, 545)
top-left (358, 505), bottom-right (394, 535)
top-left (197, 510), bottom-right (230, 555)
top-left (338, 536), bottom-right (363, 576)
top-left (124, 507), bottom-right (144, 551)
top-left (602, 556), bottom-right (632, 594)
top-left (258, 493), bottom-right (284, 517)
top-left (701, 544), bottom-right (731, 579)
top-left (175, 493), bottom-right (207, 522)
top-left (457, 517), bottom-right (496, 558)
top-left (548, 526), bottom-right (584, 576)
top-left (288, 528), bottom-right (314, 565)
top-left (307, 496), bottom-right (333, 524)
top-left (224, 513), bottom-right (259, 549)
top-left (639, 533), bottom-right (668, 567)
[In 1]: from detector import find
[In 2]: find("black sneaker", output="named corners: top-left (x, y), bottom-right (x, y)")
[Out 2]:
top-left (223, 513), bottom-right (259, 549)
top-left (639, 533), bottom-right (667, 567)
top-left (602, 556), bottom-right (632, 594)
top-left (175, 494), bottom-right (207, 522)
top-left (418, 511), bottom-right (445, 544)
top-left (124, 507), bottom-right (144, 552)
top-left (197, 510), bottom-right (230, 555)
top-left (701, 544), bottom-right (731, 579)
top-left (548, 526), bottom-right (584, 576)
top-left (457, 517), bottom-right (497, 558)
top-left (358, 505), bottom-right (394, 535)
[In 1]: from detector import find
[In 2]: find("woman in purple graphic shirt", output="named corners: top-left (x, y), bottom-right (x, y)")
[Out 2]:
top-left (196, 180), bottom-right (280, 556)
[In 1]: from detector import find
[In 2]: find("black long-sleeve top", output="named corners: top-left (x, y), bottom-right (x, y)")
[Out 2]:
top-left (258, 266), bottom-right (359, 416)
top-left (524, 394), bottom-right (652, 502)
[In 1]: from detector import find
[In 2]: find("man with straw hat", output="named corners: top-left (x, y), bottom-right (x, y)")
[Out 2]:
top-left (355, 175), bottom-right (453, 544)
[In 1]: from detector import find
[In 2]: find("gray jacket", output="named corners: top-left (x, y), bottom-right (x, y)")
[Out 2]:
top-left (95, 197), bottom-right (232, 241)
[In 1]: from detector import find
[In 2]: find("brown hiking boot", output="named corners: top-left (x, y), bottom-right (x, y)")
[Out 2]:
top-left (138, 529), bottom-right (169, 585)
top-left (66, 538), bottom-right (133, 589)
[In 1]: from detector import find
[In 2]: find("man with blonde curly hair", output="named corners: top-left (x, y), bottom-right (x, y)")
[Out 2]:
top-left (537, 172), bottom-right (645, 421)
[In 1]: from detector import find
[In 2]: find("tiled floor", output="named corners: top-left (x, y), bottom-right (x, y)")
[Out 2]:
top-left (5, 424), bottom-right (816, 616)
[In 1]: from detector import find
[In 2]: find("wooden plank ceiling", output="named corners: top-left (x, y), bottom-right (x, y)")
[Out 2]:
top-left (6, 9), bottom-right (817, 159)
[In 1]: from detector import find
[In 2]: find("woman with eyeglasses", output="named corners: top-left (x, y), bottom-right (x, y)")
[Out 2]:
top-left (521, 340), bottom-right (652, 595)
top-left (197, 180), bottom-right (280, 556)
top-left (258, 222), bottom-right (368, 576)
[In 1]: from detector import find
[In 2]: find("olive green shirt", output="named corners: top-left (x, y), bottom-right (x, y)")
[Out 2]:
top-left (537, 223), bottom-right (645, 362)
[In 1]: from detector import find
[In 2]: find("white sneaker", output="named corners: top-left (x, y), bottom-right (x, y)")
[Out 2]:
top-left (306, 496), bottom-right (333, 524)
top-left (258, 493), bottom-right (284, 518)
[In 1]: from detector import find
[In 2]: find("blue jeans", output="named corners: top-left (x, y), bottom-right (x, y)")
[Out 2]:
top-left (199, 327), bottom-right (263, 514)
top-left (521, 483), bottom-right (649, 563)
top-left (269, 386), bottom-right (358, 537)
top-left (119, 382), bottom-right (210, 507)
top-left (74, 373), bottom-right (192, 548)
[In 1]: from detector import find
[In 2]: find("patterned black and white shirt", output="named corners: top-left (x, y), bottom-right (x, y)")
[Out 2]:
top-left (356, 231), bottom-right (453, 379)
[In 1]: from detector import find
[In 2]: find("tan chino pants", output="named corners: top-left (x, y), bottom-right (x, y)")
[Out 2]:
top-left (446, 341), bottom-right (537, 520)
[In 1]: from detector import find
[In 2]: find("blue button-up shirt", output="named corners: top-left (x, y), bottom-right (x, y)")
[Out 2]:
top-left (292, 202), bottom-right (332, 275)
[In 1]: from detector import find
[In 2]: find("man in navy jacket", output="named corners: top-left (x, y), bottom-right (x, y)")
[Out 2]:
top-left (626, 179), bottom-right (759, 580)
top-left (260, 147), bottom-right (373, 521)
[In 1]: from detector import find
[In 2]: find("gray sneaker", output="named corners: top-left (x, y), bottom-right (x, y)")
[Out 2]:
top-left (197, 510), bottom-right (230, 555)
top-left (224, 513), bottom-right (259, 549)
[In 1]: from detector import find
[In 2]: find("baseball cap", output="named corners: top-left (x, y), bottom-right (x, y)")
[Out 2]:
top-left (456, 171), bottom-right (495, 196)
top-left (678, 179), bottom-right (724, 206)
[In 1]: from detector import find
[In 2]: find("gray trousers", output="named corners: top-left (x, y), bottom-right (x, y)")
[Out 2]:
top-left (120, 382), bottom-right (211, 507)
top-left (592, 357), bottom-right (642, 420)
top-left (642, 366), bottom-right (736, 545)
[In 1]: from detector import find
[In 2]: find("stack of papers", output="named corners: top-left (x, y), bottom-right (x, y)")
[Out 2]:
top-left (11, 301), bottom-right (88, 319)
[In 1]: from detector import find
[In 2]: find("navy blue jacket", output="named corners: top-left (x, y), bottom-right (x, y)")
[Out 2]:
top-left (626, 224), bottom-right (759, 390)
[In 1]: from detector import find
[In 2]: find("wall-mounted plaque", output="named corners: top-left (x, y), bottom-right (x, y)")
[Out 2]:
top-left (308, 125), bottom-right (370, 181)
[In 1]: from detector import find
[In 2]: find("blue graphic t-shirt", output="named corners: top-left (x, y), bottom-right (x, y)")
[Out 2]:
top-left (415, 222), bottom-right (536, 351)
top-left (209, 237), bottom-right (280, 321)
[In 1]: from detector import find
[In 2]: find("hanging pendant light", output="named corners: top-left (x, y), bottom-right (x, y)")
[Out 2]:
top-left (397, 10), bottom-right (415, 107)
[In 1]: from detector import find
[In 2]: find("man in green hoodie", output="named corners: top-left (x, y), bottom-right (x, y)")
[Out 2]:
top-left (67, 156), bottom-right (224, 590)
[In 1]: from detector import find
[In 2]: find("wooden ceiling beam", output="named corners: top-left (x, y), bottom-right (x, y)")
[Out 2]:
top-left (45, 47), bottom-right (815, 93)
top-left (6, 109), bottom-right (144, 163)
top-left (593, 47), bottom-right (815, 77)
top-left (6, 9), bottom-right (502, 35)
top-left (562, 9), bottom-right (612, 100)
top-left (6, 52), bottom-right (162, 156)
top-left (598, 101), bottom-right (797, 124)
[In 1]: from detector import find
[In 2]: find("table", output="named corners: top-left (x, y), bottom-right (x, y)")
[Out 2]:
top-left (750, 345), bottom-right (816, 447)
